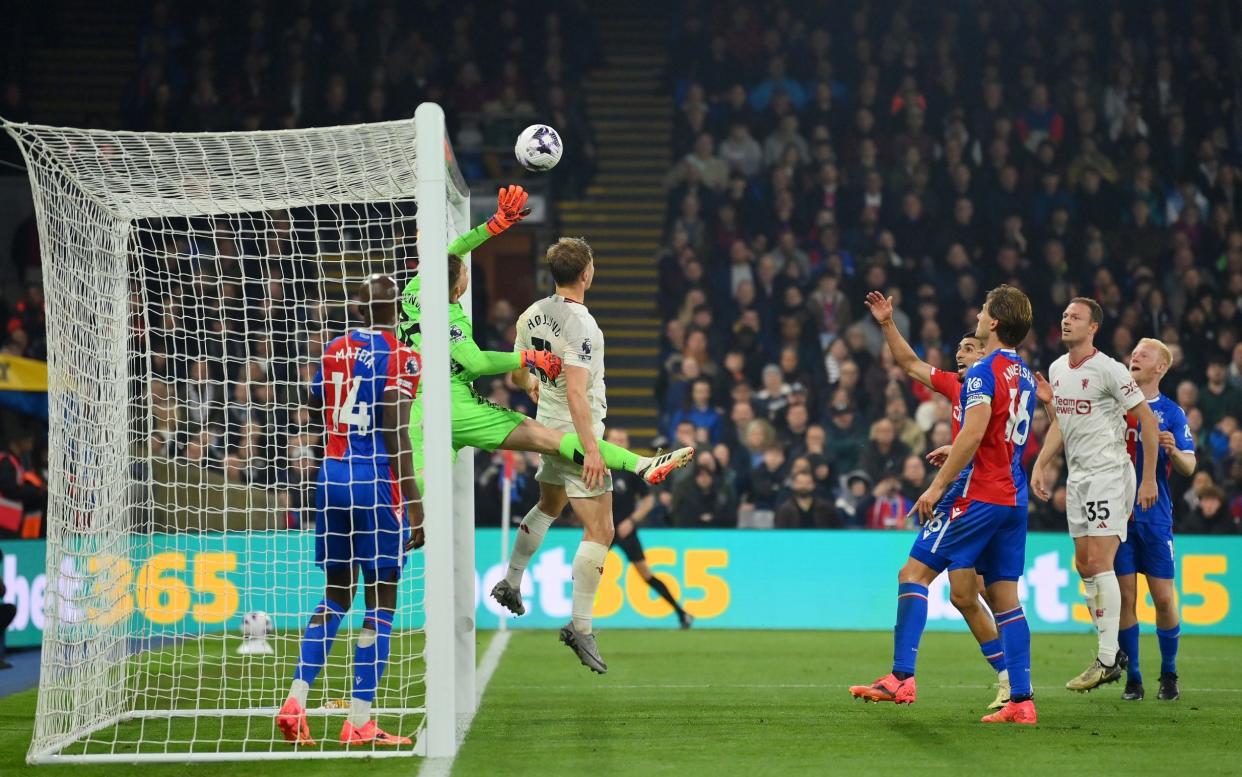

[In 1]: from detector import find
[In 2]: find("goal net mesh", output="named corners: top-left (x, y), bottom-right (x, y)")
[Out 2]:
top-left (6, 118), bottom-right (457, 761)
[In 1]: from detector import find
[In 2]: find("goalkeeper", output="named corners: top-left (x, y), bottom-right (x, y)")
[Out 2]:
top-left (397, 184), bottom-right (691, 496)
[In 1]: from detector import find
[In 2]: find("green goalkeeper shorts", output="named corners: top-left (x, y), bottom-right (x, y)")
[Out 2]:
top-left (410, 387), bottom-right (527, 492)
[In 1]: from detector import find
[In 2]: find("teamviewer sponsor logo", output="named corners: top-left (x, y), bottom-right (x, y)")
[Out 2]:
top-left (1055, 396), bottom-right (1092, 414)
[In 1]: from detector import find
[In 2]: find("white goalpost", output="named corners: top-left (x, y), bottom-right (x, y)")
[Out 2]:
top-left (4, 102), bottom-right (476, 763)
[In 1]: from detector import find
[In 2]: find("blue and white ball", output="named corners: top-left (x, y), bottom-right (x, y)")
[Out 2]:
top-left (515, 124), bottom-right (563, 172)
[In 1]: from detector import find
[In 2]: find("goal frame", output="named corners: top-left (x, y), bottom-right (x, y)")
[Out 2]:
top-left (3, 102), bottom-right (477, 763)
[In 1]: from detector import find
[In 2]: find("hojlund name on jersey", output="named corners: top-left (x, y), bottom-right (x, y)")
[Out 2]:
top-left (524, 313), bottom-right (562, 338)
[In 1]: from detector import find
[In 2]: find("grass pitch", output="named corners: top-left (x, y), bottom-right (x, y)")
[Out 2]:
top-left (1, 630), bottom-right (1238, 776)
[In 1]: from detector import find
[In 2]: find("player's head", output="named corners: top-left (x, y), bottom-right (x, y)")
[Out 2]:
top-left (954, 331), bottom-right (985, 377)
top-left (1130, 337), bottom-right (1173, 387)
top-left (357, 273), bottom-right (400, 327)
top-left (546, 237), bottom-right (595, 291)
top-left (1061, 296), bottom-right (1102, 347)
top-left (605, 427), bottom-right (630, 449)
top-left (448, 255), bottom-right (469, 302)
top-left (977, 284), bottom-right (1033, 347)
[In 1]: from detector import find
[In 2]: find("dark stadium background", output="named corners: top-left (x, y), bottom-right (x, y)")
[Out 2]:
top-left (0, 0), bottom-right (1240, 540)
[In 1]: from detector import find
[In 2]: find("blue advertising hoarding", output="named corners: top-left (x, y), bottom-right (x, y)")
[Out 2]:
top-left (0, 529), bottom-right (1236, 648)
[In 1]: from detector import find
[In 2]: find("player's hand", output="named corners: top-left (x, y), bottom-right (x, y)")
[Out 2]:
top-left (616, 517), bottom-right (634, 539)
top-left (1031, 464), bottom-right (1052, 502)
top-left (1158, 430), bottom-right (1177, 454)
top-left (1138, 478), bottom-right (1158, 510)
top-left (526, 381), bottom-right (540, 406)
top-left (911, 481), bottom-right (946, 525)
top-left (926, 444), bottom-right (952, 468)
top-left (486, 184), bottom-right (531, 235)
top-left (520, 349), bottom-right (563, 381)
top-left (1035, 371), bottom-right (1054, 405)
top-left (581, 447), bottom-right (606, 492)
top-left (404, 504), bottom-right (425, 551)
top-left (864, 291), bottom-right (894, 325)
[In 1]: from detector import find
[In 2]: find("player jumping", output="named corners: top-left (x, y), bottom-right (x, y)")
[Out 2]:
top-left (1032, 297), bottom-right (1160, 693)
top-left (397, 185), bottom-right (693, 498)
top-left (277, 275), bottom-right (422, 747)
top-left (490, 241), bottom-right (691, 673)
top-left (1117, 338), bottom-right (1194, 701)
top-left (859, 290), bottom-right (1009, 709)
top-left (850, 285), bottom-right (1039, 725)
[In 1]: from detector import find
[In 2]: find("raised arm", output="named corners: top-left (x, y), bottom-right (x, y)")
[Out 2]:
top-left (449, 184), bottom-right (531, 257)
top-left (865, 291), bottom-right (932, 388)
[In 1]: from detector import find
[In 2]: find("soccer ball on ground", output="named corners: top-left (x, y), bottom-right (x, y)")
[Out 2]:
top-left (237, 611), bottom-right (274, 655)
top-left (515, 124), bottom-right (563, 171)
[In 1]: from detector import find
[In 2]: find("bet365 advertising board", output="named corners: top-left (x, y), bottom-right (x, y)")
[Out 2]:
top-left (1, 530), bottom-right (1238, 648)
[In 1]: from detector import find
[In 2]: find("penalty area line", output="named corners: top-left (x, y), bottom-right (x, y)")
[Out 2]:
top-left (418, 629), bottom-right (511, 777)
top-left (498, 681), bottom-right (1242, 693)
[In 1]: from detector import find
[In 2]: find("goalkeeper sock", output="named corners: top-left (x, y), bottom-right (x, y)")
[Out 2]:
top-left (891, 582), bottom-right (928, 677)
top-left (996, 606), bottom-right (1032, 697)
top-left (646, 576), bottom-right (686, 617)
top-left (1094, 570), bottom-right (1121, 665)
top-left (504, 506), bottom-right (557, 587)
top-left (558, 433), bottom-right (639, 472)
top-left (1157, 625), bottom-right (1180, 675)
top-left (291, 598), bottom-right (347, 696)
top-left (571, 541), bottom-right (609, 634)
top-left (979, 638), bottom-right (1006, 674)
top-left (1119, 624), bottom-right (1142, 683)
top-left (350, 610), bottom-right (394, 724)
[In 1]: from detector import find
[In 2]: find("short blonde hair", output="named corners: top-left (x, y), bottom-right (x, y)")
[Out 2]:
top-left (1137, 337), bottom-right (1173, 369)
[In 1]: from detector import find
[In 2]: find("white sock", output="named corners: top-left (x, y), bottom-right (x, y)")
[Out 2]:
top-left (998, 668), bottom-right (1009, 684)
top-left (571, 541), bottom-right (609, 634)
top-left (348, 698), bottom-right (371, 728)
top-left (1083, 575), bottom-right (1100, 630)
top-left (1094, 570), bottom-right (1121, 665)
top-left (504, 507), bottom-right (557, 587)
top-left (288, 679), bottom-right (309, 708)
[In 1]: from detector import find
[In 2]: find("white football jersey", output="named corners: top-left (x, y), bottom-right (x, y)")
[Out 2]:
top-left (1047, 349), bottom-right (1144, 482)
top-left (515, 294), bottom-right (607, 426)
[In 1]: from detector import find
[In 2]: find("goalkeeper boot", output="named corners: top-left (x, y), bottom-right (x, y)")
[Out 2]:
top-left (1157, 672), bottom-right (1180, 701)
top-left (275, 697), bottom-right (316, 746)
top-left (988, 674), bottom-right (1011, 710)
top-left (1065, 656), bottom-right (1124, 692)
top-left (559, 624), bottom-right (608, 674)
top-left (636, 447), bottom-right (695, 485)
top-left (490, 579), bottom-right (526, 616)
top-left (849, 673), bottom-right (917, 704)
top-left (980, 699), bottom-right (1037, 725)
top-left (1121, 679), bottom-right (1145, 701)
top-left (339, 720), bottom-right (411, 746)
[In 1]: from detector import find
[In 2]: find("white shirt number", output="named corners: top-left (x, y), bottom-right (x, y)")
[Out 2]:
top-left (330, 371), bottom-right (371, 432)
top-left (1005, 388), bottom-right (1031, 444)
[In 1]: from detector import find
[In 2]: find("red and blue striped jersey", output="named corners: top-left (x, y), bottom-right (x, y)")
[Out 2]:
top-left (960, 348), bottom-right (1036, 507)
top-left (312, 328), bottom-right (420, 465)
top-left (1126, 393), bottom-right (1194, 527)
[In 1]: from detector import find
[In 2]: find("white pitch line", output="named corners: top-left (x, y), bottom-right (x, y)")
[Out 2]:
top-left (418, 630), bottom-right (511, 777)
top-left (501, 681), bottom-right (1242, 693)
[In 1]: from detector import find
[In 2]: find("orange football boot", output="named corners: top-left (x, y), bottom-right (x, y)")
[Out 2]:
top-left (849, 673), bottom-right (917, 704)
top-left (980, 699), bottom-right (1038, 725)
top-left (339, 720), bottom-right (411, 746)
top-left (275, 697), bottom-right (315, 746)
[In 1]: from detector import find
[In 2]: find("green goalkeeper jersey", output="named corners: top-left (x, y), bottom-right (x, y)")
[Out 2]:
top-left (397, 222), bottom-right (521, 395)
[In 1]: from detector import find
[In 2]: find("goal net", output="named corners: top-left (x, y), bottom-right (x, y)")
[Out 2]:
top-left (6, 104), bottom-right (475, 763)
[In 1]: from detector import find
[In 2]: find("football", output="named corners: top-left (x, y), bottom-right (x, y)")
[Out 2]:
top-left (514, 124), bottom-right (563, 171)
top-left (241, 611), bottom-right (272, 641)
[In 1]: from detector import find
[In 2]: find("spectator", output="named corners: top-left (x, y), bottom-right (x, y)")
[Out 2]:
top-left (1199, 358), bottom-right (1242, 428)
top-left (1183, 486), bottom-right (1241, 534)
top-left (774, 471), bottom-right (840, 528)
top-left (670, 453), bottom-right (737, 528)
top-left (718, 122), bottom-right (764, 180)
top-left (668, 378), bottom-right (724, 445)
top-left (859, 418), bottom-right (911, 485)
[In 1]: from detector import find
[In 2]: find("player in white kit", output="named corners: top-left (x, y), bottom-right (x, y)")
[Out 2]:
top-left (491, 237), bottom-right (689, 673)
top-left (1032, 297), bottom-right (1160, 692)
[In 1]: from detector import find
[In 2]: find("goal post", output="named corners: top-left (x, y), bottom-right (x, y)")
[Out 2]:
top-left (4, 103), bottom-right (474, 763)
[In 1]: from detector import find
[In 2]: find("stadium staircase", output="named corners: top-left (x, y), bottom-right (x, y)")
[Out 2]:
top-left (22, 0), bottom-right (140, 125)
top-left (559, 8), bottom-right (671, 448)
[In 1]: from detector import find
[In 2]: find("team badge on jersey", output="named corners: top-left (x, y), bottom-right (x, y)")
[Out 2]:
top-left (449, 325), bottom-right (465, 342)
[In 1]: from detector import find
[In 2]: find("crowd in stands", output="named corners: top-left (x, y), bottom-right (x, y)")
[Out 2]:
top-left (642, 0), bottom-right (1242, 534)
top-left (0, 0), bottom-right (601, 533)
